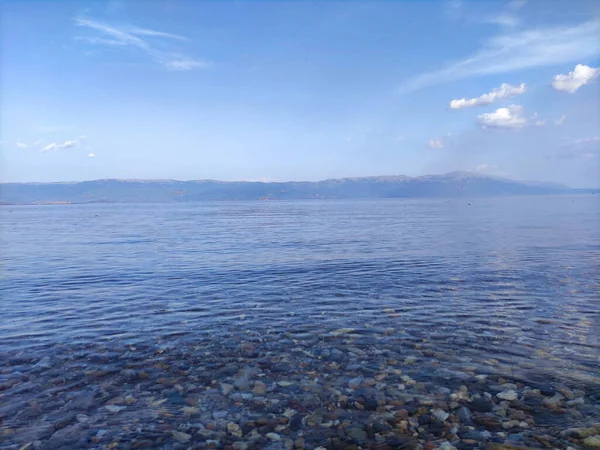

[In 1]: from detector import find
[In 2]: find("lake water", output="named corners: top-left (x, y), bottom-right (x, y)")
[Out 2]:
top-left (1, 196), bottom-right (599, 449)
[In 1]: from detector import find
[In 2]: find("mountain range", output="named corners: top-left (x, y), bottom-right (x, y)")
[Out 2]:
top-left (0, 171), bottom-right (594, 204)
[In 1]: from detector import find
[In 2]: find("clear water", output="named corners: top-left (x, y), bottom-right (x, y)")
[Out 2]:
top-left (1, 195), bottom-right (599, 448)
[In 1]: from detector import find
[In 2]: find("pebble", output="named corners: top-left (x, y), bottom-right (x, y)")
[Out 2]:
top-left (253, 381), bottom-right (267, 395)
top-left (172, 431), bottom-right (191, 442)
top-left (497, 390), bottom-right (518, 401)
top-left (104, 405), bottom-right (125, 413)
top-left (266, 432), bottom-right (281, 441)
top-left (431, 408), bottom-right (449, 421)
top-left (227, 422), bottom-right (242, 437)
top-left (221, 383), bottom-right (234, 395)
top-left (583, 436), bottom-right (600, 449)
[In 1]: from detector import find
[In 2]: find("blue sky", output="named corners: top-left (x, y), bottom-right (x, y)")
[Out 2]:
top-left (1, 0), bottom-right (599, 187)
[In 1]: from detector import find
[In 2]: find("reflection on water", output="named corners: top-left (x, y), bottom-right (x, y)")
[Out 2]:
top-left (1, 196), bottom-right (599, 449)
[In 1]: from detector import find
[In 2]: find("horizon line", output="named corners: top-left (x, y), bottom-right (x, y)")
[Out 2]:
top-left (0, 170), bottom-right (559, 185)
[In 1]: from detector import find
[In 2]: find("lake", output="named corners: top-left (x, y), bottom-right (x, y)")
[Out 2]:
top-left (1, 195), bottom-right (599, 449)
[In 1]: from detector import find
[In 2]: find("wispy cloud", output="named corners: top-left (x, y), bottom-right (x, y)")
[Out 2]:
top-left (450, 82), bottom-right (526, 109)
top-left (41, 139), bottom-right (82, 152)
top-left (126, 26), bottom-right (188, 41)
top-left (428, 138), bottom-right (444, 149)
top-left (482, 14), bottom-right (521, 28)
top-left (554, 114), bottom-right (566, 126)
top-left (16, 142), bottom-right (27, 148)
top-left (74, 17), bottom-right (209, 71)
top-left (478, 105), bottom-right (527, 129)
top-left (508, 0), bottom-right (528, 10)
top-left (551, 136), bottom-right (600, 159)
top-left (88, 153), bottom-right (96, 158)
top-left (399, 20), bottom-right (600, 93)
top-left (551, 64), bottom-right (600, 93)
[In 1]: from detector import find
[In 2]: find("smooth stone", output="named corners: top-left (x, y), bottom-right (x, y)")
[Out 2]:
top-left (562, 428), bottom-right (598, 439)
top-left (172, 431), bottom-right (191, 442)
top-left (221, 383), bottom-right (234, 396)
top-left (253, 381), bottom-right (267, 395)
top-left (583, 437), bottom-right (600, 450)
top-left (539, 384), bottom-right (556, 396)
top-left (470, 398), bottom-right (493, 412)
top-left (497, 390), bottom-right (518, 401)
top-left (457, 406), bottom-right (472, 423)
top-left (104, 405), bottom-right (125, 413)
top-left (432, 408), bottom-right (450, 421)
top-left (348, 427), bottom-right (367, 441)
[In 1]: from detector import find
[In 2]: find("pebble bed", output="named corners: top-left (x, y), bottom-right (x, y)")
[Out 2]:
top-left (1, 327), bottom-right (599, 450)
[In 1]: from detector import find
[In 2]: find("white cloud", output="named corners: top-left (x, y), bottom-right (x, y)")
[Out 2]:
top-left (535, 120), bottom-right (545, 126)
top-left (554, 114), bottom-right (566, 125)
top-left (450, 82), bottom-right (526, 109)
top-left (126, 26), bottom-right (188, 41)
top-left (483, 14), bottom-right (520, 28)
top-left (399, 20), bottom-right (600, 93)
top-left (16, 142), bottom-right (27, 148)
top-left (164, 57), bottom-right (210, 71)
top-left (41, 139), bottom-right (82, 152)
top-left (478, 104), bottom-right (527, 129)
top-left (552, 64), bottom-right (600, 93)
top-left (74, 17), bottom-right (209, 71)
top-left (88, 153), bottom-right (96, 158)
top-left (476, 163), bottom-right (489, 171)
top-left (428, 138), bottom-right (444, 149)
top-left (508, 0), bottom-right (528, 9)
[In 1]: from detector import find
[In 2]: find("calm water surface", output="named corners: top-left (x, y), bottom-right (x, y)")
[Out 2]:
top-left (1, 196), bottom-right (599, 448)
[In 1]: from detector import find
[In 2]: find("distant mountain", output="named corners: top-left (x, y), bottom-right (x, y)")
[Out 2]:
top-left (0, 172), bottom-right (590, 204)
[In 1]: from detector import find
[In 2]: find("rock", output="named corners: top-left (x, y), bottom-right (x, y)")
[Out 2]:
top-left (539, 384), bottom-right (556, 396)
top-left (233, 443), bottom-right (248, 450)
top-left (253, 381), bottom-right (267, 395)
top-left (439, 443), bottom-right (457, 450)
top-left (172, 431), bottom-right (191, 443)
top-left (348, 427), bottom-right (367, 441)
top-left (75, 414), bottom-right (89, 423)
top-left (227, 422), bottom-right (242, 437)
top-left (348, 376), bottom-right (363, 389)
top-left (567, 397), bottom-right (585, 406)
top-left (561, 428), bottom-right (598, 439)
top-left (221, 383), bottom-right (234, 395)
top-left (583, 437), bottom-right (600, 450)
top-left (470, 398), bottom-right (493, 412)
top-left (267, 432), bottom-right (281, 440)
top-left (330, 328), bottom-right (355, 336)
top-left (497, 390), bottom-right (518, 401)
top-left (457, 406), bottom-right (472, 423)
top-left (34, 356), bottom-right (52, 370)
top-left (542, 394), bottom-right (564, 408)
top-left (104, 405), bottom-right (125, 413)
top-left (432, 408), bottom-right (450, 421)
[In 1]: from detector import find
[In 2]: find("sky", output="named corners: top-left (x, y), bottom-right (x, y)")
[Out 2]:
top-left (1, 0), bottom-right (599, 187)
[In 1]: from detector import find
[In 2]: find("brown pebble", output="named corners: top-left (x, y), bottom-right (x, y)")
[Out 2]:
top-left (396, 409), bottom-right (409, 420)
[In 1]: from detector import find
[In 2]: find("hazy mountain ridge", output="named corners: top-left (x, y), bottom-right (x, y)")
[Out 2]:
top-left (0, 172), bottom-right (589, 204)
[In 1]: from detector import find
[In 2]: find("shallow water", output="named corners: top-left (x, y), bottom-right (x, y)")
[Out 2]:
top-left (1, 196), bottom-right (599, 449)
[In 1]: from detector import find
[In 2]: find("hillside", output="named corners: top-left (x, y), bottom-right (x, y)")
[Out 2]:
top-left (0, 172), bottom-right (580, 204)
